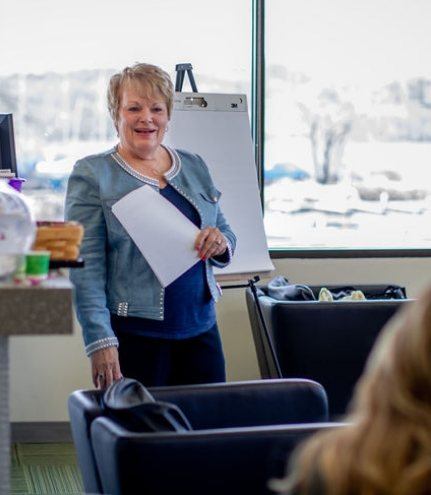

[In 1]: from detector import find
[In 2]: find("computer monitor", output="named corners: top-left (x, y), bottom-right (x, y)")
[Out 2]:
top-left (0, 113), bottom-right (18, 175)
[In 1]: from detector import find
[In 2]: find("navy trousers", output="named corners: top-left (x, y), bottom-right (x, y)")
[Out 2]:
top-left (111, 318), bottom-right (226, 387)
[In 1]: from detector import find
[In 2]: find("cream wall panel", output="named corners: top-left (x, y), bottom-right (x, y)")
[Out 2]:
top-left (9, 257), bottom-right (431, 421)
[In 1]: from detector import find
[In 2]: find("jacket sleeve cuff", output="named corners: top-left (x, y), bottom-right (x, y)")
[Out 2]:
top-left (85, 336), bottom-right (119, 357)
top-left (210, 238), bottom-right (233, 268)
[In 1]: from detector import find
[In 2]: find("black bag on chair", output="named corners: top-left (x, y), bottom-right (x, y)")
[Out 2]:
top-left (103, 378), bottom-right (193, 433)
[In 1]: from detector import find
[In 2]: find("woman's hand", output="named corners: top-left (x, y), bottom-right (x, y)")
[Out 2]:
top-left (90, 347), bottom-right (123, 389)
top-left (195, 227), bottom-right (227, 261)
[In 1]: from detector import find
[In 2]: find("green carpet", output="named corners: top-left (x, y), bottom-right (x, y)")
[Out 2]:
top-left (11, 443), bottom-right (83, 495)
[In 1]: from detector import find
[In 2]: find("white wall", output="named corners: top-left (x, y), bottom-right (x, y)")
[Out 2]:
top-left (9, 257), bottom-right (431, 421)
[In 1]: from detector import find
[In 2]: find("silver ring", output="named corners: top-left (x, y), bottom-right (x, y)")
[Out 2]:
top-left (98, 373), bottom-right (104, 380)
top-left (215, 239), bottom-right (222, 245)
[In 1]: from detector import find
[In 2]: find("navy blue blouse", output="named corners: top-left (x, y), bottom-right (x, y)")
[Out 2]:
top-left (113, 184), bottom-right (216, 339)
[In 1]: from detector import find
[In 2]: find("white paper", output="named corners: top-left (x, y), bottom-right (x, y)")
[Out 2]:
top-left (111, 185), bottom-right (200, 287)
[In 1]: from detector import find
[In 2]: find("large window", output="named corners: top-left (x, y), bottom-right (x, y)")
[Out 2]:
top-left (265, 0), bottom-right (431, 250)
top-left (0, 0), bottom-right (251, 219)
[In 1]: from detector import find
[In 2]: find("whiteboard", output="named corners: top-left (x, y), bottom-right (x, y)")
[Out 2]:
top-left (165, 92), bottom-right (274, 280)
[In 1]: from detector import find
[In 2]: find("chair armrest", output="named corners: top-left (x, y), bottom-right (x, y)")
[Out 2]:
top-left (92, 416), bottom-right (343, 495)
top-left (68, 389), bottom-right (105, 494)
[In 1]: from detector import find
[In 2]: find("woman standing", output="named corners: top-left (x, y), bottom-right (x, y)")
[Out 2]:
top-left (66, 63), bottom-right (236, 389)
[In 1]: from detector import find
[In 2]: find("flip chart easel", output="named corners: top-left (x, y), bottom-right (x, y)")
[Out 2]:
top-left (168, 65), bottom-right (280, 375)
top-left (166, 66), bottom-right (275, 283)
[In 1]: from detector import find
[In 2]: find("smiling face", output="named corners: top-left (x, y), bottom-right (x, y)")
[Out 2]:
top-left (116, 81), bottom-right (169, 159)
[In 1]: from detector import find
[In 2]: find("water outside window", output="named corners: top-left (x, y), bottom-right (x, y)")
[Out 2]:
top-left (0, 0), bottom-right (251, 220)
top-left (265, 0), bottom-right (431, 249)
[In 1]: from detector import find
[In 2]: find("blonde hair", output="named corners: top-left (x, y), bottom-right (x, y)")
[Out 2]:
top-left (273, 287), bottom-right (431, 495)
top-left (107, 63), bottom-right (174, 128)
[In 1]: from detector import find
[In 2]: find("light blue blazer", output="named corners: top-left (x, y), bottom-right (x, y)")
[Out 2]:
top-left (65, 146), bottom-right (236, 356)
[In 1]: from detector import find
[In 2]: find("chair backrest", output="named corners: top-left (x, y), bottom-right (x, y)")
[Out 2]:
top-left (69, 379), bottom-right (328, 493)
top-left (91, 418), bottom-right (343, 495)
top-left (246, 285), bottom-right (409, 417)
top-left (150, 379), bottom-right (328, 428)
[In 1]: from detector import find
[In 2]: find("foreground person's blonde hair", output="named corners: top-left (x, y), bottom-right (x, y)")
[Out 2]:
top-left (272, 286), bottom-right (431, 495)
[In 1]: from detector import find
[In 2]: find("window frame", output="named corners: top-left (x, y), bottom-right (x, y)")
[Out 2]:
top-left (253, 0), bottom-right (431, 258)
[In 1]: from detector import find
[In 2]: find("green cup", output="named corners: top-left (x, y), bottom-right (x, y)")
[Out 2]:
top-left (25, 250), bottom-right (51, 280)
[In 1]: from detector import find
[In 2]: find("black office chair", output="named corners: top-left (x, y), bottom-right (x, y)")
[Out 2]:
top-left (69, 379), bottom-right (330, 494)
top-left (246, 283), bottom-right (410, 417)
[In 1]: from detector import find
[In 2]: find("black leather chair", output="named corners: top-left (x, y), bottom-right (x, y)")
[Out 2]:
top-left (69, 379), bottom-right (329, 494)
top-left (246, 284), bottom-right (410, 418)
top-left (92, 418), bottom-right (341, 495)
